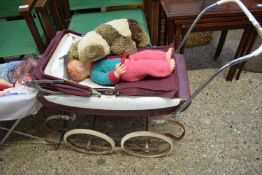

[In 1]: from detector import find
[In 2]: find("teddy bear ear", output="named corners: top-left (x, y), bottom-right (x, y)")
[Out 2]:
top-left (70, 41), bottom-right (79, 58)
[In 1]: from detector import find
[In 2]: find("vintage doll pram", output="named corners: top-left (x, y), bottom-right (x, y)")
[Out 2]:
top-left (4, 0), bottom-right (261, 158)
top-left (33, 0), bottom-right (262, 158)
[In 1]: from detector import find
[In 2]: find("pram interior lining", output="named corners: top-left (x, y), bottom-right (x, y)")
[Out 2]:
top-left (35, 30), bottom-right (190, 116)
top-left (42, 33), bottom-right (181, 111)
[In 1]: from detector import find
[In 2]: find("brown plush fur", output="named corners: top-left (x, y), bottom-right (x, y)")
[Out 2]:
top-left (128, 19), bottom-right (149, 47)
top-left (69, 19), bottom-right (149, 63)
top-left (111, 36), bottom-right (137, 55)
top-left (95, 24), bottom-right (121, 46)
top-left (78, 44), bottom-right (105, 62)
top-left (70, 41), bottom-right (80, 58)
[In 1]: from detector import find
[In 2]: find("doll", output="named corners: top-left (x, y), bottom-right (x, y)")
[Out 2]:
top-left (67, 48), bottom-right (175, 86)
top-left (0, 56), bottom-right (38, 91)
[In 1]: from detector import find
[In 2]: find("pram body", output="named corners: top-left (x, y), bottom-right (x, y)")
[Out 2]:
top-left (34, 30), bottom-right (190, 117)
top-left (31, 30), bottom-right (189, 157)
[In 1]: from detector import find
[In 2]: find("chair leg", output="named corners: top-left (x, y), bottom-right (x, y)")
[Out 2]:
top-left (0, 58), bottom-right (5, 63)
top-left (214, 30), bottom-right (228, 60)
top-left (0, 119), bottom-right (21, 145)
top-left (236, 29), bottom-right (258, 80)
top-left (226, 27), bottom-right (251, 81)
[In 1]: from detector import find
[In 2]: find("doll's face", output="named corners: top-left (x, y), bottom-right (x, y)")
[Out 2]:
top-left (67, 58), bottom-right (92, 81)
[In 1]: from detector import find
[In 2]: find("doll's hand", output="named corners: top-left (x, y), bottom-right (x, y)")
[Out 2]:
top-left (0, 78), bottom-right (13, 90)
top-left (114, 63), bottom-right (126, 79)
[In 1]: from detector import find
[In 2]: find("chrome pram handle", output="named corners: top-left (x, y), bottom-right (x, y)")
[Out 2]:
top-left (175, 0), bottom-right (262, 117)
top-left (177, 0), bottom-right (262, 53)
top-left (25, 79), bottom-right (65, 95)
top-left (217, 0), bottom-right (262, 39)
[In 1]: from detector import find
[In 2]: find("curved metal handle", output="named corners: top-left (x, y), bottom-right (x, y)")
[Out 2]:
top-left (175, 0), bottom-right (262, 117)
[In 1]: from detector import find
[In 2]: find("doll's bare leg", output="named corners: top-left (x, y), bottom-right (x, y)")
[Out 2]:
top-left (0, 78), bottom-right (13, 89)
top-left (169, 59), bottom-right (175, 72)
top-left (165, 48), bottom-right (173, 61)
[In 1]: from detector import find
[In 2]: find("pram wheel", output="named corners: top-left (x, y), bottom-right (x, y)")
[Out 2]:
top-left (121, 131), bottom-right (174, 158)
top-left (63, 129), bottom-right (115, 155)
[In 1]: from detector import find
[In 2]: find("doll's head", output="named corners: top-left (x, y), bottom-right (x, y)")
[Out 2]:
top-left (12, 55), bottom-right (38, 83)
top-left (67, 55), bottom-right (92, 81)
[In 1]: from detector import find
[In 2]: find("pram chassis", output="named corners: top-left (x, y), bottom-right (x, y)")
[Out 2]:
top-left (1, 0), bottom-right (261, 158)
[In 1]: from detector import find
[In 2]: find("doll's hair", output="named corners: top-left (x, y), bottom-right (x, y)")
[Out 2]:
top-left (12, 55), bottom-right (39, 82)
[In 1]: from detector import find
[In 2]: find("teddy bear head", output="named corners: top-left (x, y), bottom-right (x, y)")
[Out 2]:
top-left (70, 19), bottom-right (149, 63)
top-left (70, 31), bottom-right (111, 63)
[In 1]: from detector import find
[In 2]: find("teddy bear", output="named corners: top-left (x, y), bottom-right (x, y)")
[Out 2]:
top-left (70, 18), bottom-right (149, 63)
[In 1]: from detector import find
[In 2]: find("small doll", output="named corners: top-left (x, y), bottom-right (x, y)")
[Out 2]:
top-left (0, 56), bottom-right (38, 91)
top-left (67, 48), bottom-right (175, 86)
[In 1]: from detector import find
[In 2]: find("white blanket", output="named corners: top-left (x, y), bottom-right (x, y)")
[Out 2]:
top-left (0, 86), bottom-right (41, 121)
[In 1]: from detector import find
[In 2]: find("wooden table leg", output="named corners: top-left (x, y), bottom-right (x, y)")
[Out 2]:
top-left (158, 6), bottom-right (167, 46)
top-left (174, 24), bottom-right (182, 52)
top-left (158, 5), bottom-right (164, 45)
top-left (235, 28), bottom-right (258, 80)
top-left (149, 0), bottom-right (160, 45)
top-left (226, 26), bottom-right (253, 81)
top-left (0, 58), bottom-right (5, 63)
top-left (167, 20), bottom-right (175, 45)
top-left (163, 18), bottom-right (168, 45)
top-left (214, 30), bottom-right (228, 60)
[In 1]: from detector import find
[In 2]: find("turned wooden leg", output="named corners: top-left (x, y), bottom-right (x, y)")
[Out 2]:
top-left (175, 24), bottom-right (182, 52)
top-left (214, 30), bottom-right (228, 60)
top-left (226, 26), bottom-right (252, 81)
top-left (167, 20), bottom-right (175, 45)
top-left (236, 28), bottom-right (257, 80)
top-left (150, 0), bottom-right (160, 45)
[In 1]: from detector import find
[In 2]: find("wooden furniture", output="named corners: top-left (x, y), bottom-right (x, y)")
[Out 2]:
top-left (42, 0), bottom-right (149, 36)
top-left (160, 0), bottom-right (262, 80)
top-left (144, 0), bottom-right (160, 45)
top-left (0, 0), bottom-right (46, 59)
top-left (35, 0), bottom-right (65, 41)
top-left (0, 0), bottom-right (24, 19)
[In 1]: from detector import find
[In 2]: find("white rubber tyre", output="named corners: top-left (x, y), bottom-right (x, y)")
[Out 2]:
top-left (121, 131), bottom-right (174, 158)
top-left (64, 129), bottom-right (115, 155)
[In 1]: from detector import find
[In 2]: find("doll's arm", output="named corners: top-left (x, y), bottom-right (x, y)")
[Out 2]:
top-left (0, 78), bottom-right (13, 91)
top-left (114, 63), bottom-right (126, 79)
top-left (91, 63), bottom-right (125, 86)
top-left (91, 69), bottom-right (115, 86)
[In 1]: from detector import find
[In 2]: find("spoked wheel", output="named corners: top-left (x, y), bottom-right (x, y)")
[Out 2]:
top-left (121, 131), bottom-right (174, 158)
top-left (64, 129), bottom-right (115, 155)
